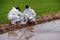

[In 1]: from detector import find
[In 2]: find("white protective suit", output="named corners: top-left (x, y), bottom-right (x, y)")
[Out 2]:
top-left (23, 7), bottom-right (36, 22)
top-left (8, 7), bottom-right (22, 25)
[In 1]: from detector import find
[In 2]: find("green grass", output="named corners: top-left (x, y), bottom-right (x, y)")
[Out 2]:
top-left (0, 0), bottom-right (60, 24)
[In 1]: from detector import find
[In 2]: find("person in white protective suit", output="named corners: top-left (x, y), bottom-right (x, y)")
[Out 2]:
top-left (23, 5), bottom-right (36, 22)
top-left (8, 7), bottom-right (22, 25)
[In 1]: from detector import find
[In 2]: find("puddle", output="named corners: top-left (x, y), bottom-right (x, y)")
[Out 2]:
top-left (0, 19), bottom-right (60, 40)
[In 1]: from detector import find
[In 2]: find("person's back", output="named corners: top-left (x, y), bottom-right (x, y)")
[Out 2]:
top-left (8, 7), bottom-right (22, 25)
top-left (8, 7), bottom-right (20, 20)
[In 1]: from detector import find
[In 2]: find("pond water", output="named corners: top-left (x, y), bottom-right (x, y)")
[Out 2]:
top-left (0, 19), bottom-right (60, 40)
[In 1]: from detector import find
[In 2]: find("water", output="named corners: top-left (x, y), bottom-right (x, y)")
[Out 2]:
top-left (0, 19), bottom-right (60, 40)
top-left (30, 19), bottom-right (60, 40)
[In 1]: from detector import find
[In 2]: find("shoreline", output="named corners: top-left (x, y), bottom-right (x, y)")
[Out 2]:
top-left (0, 12), bottom-right (60, 34)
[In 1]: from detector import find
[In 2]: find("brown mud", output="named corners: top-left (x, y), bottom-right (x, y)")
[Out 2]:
top-left (0, 12), bottom-right (60, 34)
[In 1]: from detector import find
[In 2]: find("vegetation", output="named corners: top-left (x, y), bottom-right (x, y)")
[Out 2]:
top-left (0, 0), bottom-right (60, 24)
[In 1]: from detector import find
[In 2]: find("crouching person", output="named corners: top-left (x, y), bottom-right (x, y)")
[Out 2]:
top-left (23, 5), bottom-right (36, 24)
top-left (8, 7), bottom-right (22, 25)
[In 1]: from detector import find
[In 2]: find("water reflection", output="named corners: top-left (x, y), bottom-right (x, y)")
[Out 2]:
top-left (8, 26), bottom-right (34, 40)
top-left (0, 19), bottom-right (60, 40)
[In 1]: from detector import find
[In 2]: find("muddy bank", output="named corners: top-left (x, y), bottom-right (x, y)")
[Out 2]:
top-left (0, 12), bottom-right (60, 34)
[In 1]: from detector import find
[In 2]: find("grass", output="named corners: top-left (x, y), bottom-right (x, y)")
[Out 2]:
top-left (0, 0), bottom-right (60, 24)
